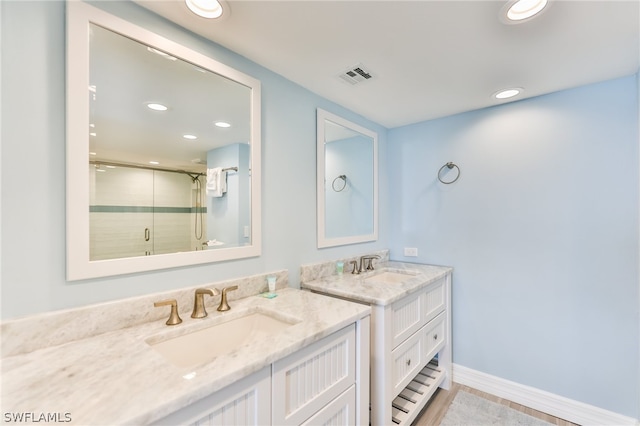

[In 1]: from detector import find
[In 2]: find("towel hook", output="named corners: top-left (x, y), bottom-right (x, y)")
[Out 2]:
top-left (332, 175), bottom-right (347, 192)
top-left (438, 162), bottom-right (460, 184)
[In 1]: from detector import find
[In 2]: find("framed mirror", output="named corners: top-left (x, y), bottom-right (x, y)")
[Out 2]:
top-left (317, 109), bottom-right (378, 248)
top-left (66, 2), bottom-right (261, 280)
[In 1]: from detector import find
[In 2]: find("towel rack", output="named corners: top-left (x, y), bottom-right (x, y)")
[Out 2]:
top-left (222, 166), bottom-right (238, 172)
top-left (438, 162), bottom-right (460, 184)
top-left (332, 175), bottom-right (347, 192)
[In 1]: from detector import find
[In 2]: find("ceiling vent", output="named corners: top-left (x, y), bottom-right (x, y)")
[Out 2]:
top-left (338, 63), bottom-right (374, 85)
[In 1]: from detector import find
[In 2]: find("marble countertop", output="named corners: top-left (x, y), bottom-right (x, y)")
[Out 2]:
top-left (301, 261), bottom-right (452, 306)
top-left (1, 288), bottom-right (370, 425)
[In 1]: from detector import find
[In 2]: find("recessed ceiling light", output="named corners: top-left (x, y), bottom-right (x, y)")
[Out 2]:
top-left (89, 132), bottom-right (97, 137)
top-left (183, 134), bottom-right (198, 140)
top-left (89, 152), bottom-right (97, 156)
top-left (502, 0), bottom-right (548, 23)
top-left (494, 88), bottom-right (523, 100)
top-left (149, 161), bottom-right (160, 165)
top-left (214, 121), bottom-right (231, 128)
top-left (146, 103), bottom-right (168, 111)
top-left (185, 0), bottom-right (224, 19)
top-left (106, 165), bottom-right (116, 169)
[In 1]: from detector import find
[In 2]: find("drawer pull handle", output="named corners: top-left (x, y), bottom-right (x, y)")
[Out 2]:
top-left (406, 359), bottom-right (411, 366)
top-left (433, 334), bottom-right (438, 340)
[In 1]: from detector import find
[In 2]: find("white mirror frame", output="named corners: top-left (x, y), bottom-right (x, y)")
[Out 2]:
top-left (317, 109), bottom-right (378, 248)
top-left (66, 2), bottom-right (261, 280)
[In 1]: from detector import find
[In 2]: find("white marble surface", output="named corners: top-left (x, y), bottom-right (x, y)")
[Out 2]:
top-left (299, 249), bottom-right (390, 283)
top-left (1, 288), bottom-right (370, 425)
top-left (1, 271), bottom-right (288, 357)
top-left (301, 260), bottom-right (453, 306)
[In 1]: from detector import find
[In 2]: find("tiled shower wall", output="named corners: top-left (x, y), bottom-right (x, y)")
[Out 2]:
top-left (89, 166), bottom-right (206, 260)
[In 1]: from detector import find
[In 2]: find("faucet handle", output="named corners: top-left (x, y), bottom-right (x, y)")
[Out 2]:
top-left (192, 288), bottom-right (220, 319)
top-left (154, 299), bottom-right (182, 326)
top-left (217, 285), bottom-right (238, 312)
top-left (350, 260), bottom-right (360, 274)
top-left (365, 255), bottom-right (381, 270)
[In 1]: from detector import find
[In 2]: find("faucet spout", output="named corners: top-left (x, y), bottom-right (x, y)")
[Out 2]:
top-left (191, 288), bottom-right (220, 318)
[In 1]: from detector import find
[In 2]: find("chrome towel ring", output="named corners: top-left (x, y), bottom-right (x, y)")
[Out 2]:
top-left (332, 175), bottom-right (347, 192)
top-left (438, 162), bottom-right (460, 184)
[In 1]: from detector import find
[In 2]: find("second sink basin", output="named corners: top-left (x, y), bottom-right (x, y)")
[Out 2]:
top-left (364, 269), bottom-right (419, 284)
top-left (147, 311), bottom-right (298, 368)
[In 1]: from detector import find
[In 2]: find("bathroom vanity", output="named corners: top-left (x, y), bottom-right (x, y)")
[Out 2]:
top-left (1, 280), bottom-right (370, 425)
top-left (301, 260), bottom-right (452, 425)
top-left (155, 323), bottom-right (360, 425)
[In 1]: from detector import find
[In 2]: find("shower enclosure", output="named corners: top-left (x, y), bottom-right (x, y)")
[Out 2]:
top-left (89, 163), bottom-right (206, 260)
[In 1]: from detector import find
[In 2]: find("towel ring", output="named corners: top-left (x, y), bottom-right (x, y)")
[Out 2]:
top-left (438, 162), bottom-right (460, 184)
top-left (332, 175), bottom-right (347, 192)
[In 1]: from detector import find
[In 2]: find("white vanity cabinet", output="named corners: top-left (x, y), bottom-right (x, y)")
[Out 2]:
top-left (153, 366), bottom-right (271, 426)
top-left (153, 320), bottom-right (369, 426)
top-left (371, 274), bottom-right (452, 425)
top-left (273, 324), bottom-right (357, 425)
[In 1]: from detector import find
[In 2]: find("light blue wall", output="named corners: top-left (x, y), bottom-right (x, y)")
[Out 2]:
top-left (387, 75), bottom-right (639, 417)
top-left (206, 143), bottom-right (244, 246)
top-left (325, 135), bottom-right (375, 238)
top-left (0, 0), bottom-right (388, 319)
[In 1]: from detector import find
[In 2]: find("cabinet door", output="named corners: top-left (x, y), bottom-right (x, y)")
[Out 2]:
top-left (390, 277), bottom-right (446, 349)
top-left (422, 277), bottom-right (446, 325)
top-left (152, 366), bottom-right (270, 426)
top-left (390, 292), bottom-right (424, 349)
top-left (300, 385), bottom-right (355, 426)
top-left (422, 312), bottom-right (446, 362)
top-left (391, 326), bottom-right (424, 396)
top-left (272, 324), bottom-right (356, 426)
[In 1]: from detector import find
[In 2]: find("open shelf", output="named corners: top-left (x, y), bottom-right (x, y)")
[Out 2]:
top-left (391, 359), bottom-right (445, 425)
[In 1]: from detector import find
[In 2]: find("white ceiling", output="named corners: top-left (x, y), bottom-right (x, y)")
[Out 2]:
top-left (136, 0), bottom-right (640, 129)
top-left (89, 20), bottom-right (252, 171)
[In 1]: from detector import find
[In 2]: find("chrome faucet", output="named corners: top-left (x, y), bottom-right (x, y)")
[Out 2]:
top-left (217, 285), bottom-right (238, 312)
top-left (191, 288), bottom-right (220, 319)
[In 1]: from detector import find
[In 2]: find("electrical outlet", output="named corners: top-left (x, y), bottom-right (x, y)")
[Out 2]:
top-left (404, 247), bottom-right (418, 257)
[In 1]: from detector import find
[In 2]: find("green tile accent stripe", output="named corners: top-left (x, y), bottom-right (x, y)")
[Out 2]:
top-left (90, 206), bottom-right (207, 213)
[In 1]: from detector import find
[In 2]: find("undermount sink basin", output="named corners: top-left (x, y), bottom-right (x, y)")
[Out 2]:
top-left (364, 269), bottom-right (419, 284)
top-left (147, 311), bottom-right (298, 368)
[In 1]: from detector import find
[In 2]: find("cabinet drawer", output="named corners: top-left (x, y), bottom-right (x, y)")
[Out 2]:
top-left (422, 312), bottom-right (445, 362)
top-left (300, 385), bottom-right (355, 426)
top-left (272, 324), bottom-right (355, 426)
top-left (391, 327), bottom-right (423, 396)
top-left (391, 277), bottom-right (446, 348)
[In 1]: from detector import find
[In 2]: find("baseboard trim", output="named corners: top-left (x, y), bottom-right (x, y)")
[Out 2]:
top-left (453, 363), bottom-right (638, 426)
